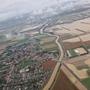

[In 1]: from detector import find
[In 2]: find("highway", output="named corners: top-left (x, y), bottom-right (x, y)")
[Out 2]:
top-left (40, 25), bottom-right (64, 90)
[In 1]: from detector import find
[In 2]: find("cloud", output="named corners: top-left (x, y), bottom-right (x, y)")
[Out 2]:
top-left (0, 0), bottom-right (58, 12)
top-left (0, 0), bottom-right (90, 21)
top-left (0, 0), bottom-right (59, 21)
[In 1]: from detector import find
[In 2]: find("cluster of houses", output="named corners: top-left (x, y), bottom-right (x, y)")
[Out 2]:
top-left (0, 38), bottom-right (57, 90)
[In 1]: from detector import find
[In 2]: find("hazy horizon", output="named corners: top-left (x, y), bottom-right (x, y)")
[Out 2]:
top-left (0, 0), bottom-right (90, 22)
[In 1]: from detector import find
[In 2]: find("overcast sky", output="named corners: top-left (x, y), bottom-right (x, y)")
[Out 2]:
top-left (0, 0), bottom-right (59, 21)
top-left (0, 0), bottom-right (58, 11)
top-left (0, 0), bottom-right (59, 15)
top-left (0, 0), bottom-right (89, 21)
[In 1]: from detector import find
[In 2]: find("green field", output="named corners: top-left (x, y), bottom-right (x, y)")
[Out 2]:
top-left (41, 42), bottom-right (58, 51)
top-left (86, 45), bottom-right (90, 52)
top-left (67, 49), bottom-right (78, 58)
top-left (35, 33), bottom-right (48, 39)
top-left (35, 34), bottom-right (58, 51)
top-left (82, 77), bottom-right (90, 89)
top-left (86, 45), bottom-right (90, 49)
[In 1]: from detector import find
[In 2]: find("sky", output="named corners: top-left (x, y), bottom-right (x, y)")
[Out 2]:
top-left (0, 0), bottom-right (89, 21)
top-left (0, 0), bottom-right (58, 17)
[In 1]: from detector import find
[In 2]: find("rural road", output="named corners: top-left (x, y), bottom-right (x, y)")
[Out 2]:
top-left (40, 25), bottom-right (64, 90)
